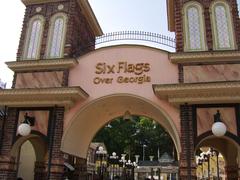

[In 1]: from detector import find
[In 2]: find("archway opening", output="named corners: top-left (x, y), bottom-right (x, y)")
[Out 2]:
top-left (61, 94), bottom-right (180, 179)
top-left (92, 116), bottom-right (176, 161)
top-left (195, 146), bottom-right (226, 179)
top-left (61, 94), bottom-right (180, 159)
top-left (17, 140), bottom-right (36, 180)
top-left (195, 135), bottom-right (240, 180)
top-left (11, 135), bottom-right (47, 180)
top-left (89, 115), bottom-right (178, 180)
top-left (64, 114), bottom-right (179, 180)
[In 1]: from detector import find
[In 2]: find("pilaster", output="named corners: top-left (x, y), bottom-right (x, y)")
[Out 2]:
top-left (179, 104), bottom-right (197, 179)
top-left (0, 108), bottom-right (18, 179)
top-left (47, 106), bottom-right (65, 180)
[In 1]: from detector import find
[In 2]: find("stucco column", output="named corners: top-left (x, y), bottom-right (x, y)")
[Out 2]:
top-left (34, 161), bottom-right (47, 180)
top-left (179, 104), bottom-right (197, 179)
top-left (73, 158), bottom-right (87, 180)
top-left (0, 108), bottom-right (18, 180)
top-left (225, 165), bottom-right (239, 179)
top-left (47, 106), bottom-right (65, 180)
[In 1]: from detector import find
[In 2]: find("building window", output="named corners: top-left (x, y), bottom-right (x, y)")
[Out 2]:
top-left (23, 16), bottom-right (45, 60)
top-left (210, 1), bottom-right (236, 50)
top-left (183, 2), bottom-right (207, 51)
top-left (46, 13), bottom-right (68, 58)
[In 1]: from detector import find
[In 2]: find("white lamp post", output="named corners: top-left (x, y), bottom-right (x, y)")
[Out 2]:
top-left (211, 110), bottom-right (227, 137)
top-left (109, 152), bottom-right (119, 165)
top-left (96, 146), bottom-right (107, 179)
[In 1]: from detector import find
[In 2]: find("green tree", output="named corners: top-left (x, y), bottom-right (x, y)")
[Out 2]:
top-left (93, 116), bottom-right (175, 161)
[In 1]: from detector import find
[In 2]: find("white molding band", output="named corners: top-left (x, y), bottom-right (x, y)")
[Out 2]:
top-left (0, 86), bottom-right (88, 108)
top-left (153, 81), bottom-right (240, 105)
top-left (169, 51), bottom-right (240, 64)
top-left (6, 58), bottom-right (78, 72)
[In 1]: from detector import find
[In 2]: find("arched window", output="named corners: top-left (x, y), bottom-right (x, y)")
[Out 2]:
top-left (183, 2), bottom-right (207, 51)
top-left (23, 16), bottom-right (45, 60)
top-left (46, 13), bottom-right (68, 58)
top-left (210, 1), bottom-right (236, 50)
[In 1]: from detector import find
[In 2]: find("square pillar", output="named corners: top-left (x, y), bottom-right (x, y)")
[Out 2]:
top-left (47, 106), bottom-right (65, 180)
top-left (0, 108), bottom-right (18, 180)
top-left (179, 104), bottom-right (197, 180)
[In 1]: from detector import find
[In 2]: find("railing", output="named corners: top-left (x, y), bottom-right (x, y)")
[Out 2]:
top-left (94, 31), bottom-right (176, 49)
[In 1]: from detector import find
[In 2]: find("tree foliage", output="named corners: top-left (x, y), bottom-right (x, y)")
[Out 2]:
top-left (93, 116), bottom-right (175, 161)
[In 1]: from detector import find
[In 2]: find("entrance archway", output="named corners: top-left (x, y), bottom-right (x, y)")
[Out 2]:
top-left (61, 94), bottom-right (180, 159)
top-left (195, 133), bottom-right (240, 179)
top-left (11, 134), bottom-right (47, 180)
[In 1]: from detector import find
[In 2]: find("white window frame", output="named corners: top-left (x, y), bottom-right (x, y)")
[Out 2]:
top-left (22, 15), bottom-right (45, 60)
top-left (210, 0), bottom-right (236, 50)
top-left (46, 13), bottom-right (68, 59)
top-left (183, 1), bottom-right (207, 52)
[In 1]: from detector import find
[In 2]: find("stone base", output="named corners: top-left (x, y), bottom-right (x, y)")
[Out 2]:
top-left (0, 156), bottom-right (17, 180)
top-left (34, 161), bottom-right (47, 180)
top-left (0, 170), bottom-right (17, 180)
top-left (47, 159), bottom-right (65, 180)
top-left (225, 165), bottom-right (239, 179)
top-left (179, 164), bottom-right (197, 180)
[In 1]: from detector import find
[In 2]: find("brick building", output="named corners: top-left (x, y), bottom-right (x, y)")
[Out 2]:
top-left (0, 0), bottom-right (240, 179)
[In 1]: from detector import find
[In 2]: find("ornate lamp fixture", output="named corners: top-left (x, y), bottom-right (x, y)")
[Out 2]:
top-left (96, 146), bottom-right (107, 179)
top-left (123, 111), bottom-right (133, 121)
top-left (109, 152), bottom-right (119, 165)
top-left (17, 113), bottom-right (35, 136)
top-left (211, 110), bottom-right (227, 137)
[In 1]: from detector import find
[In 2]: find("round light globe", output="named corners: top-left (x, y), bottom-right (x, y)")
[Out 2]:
top-left (18, 123), bottom-right (31, 136)
top-left (98, 146), bottom-right (104, 152)
top-left (212, 122), bottom-right (227, 137)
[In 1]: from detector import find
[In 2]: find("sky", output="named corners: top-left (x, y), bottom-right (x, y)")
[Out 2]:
top-left (0, 0), bottom-right (240, 87)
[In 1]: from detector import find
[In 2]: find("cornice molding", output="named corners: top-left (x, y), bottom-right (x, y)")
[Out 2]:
top-left (0, 87), bottom-right (89, 108)
top-left (153, 81), bottom-right (240, 105)
top-left (170, 51), bottom-right (240, 64)
top-left (6, 58), bottom-right (78, 72)
top-left (21, 0), bottom-right (103, 36)
top-left (22, 0), bottom-right (60, 4)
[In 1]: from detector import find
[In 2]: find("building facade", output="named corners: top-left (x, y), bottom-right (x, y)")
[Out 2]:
top-left (0, 0), bottom-right (240, 179)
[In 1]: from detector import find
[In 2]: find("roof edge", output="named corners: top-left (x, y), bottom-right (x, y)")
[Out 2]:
top-left (167, 0), bottom-right (175, 32)
top-left (77, 0), bottom-right (103, 36)
top-left (21, 0), bottom-right (103, 36)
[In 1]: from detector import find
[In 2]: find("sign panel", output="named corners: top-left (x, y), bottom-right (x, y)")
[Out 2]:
top-left (93, 62), bottom-right (151, 85)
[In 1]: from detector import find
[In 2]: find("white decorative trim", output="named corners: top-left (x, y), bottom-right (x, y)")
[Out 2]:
top-left (45, 13), bottom-right (68, 59)
top-left (6, 58), bottom-right (78, 72)
top-left (183, 1), bottom-right (207, 52)
top-left (36, 7), bottom-right (42, 12)
top-left (22, 15), bottom-right (45, 60)
top-left (210, 0), bottom-right (236, 50)
top-left (153, 81), bottom-right (240, 105)
top-left (58, 4), bottom-right (64, 10)
top-left (0, 87), bottom-right (88, 108)
top-left (169, 50), bottom-right (240, 64)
